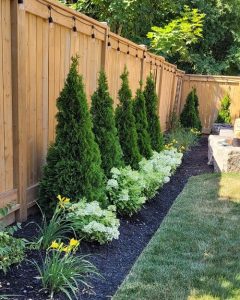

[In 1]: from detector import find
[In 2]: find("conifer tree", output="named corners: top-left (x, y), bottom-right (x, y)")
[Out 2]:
top-left (144, 74), bottom-right (163, 152)
top-left (180, 88), bottom-right (202, 130)
top-left (133, 84), bottom-right (152, 159)
top-left (115, 67), bottom-right (142, 169)
top-left (39, 57), bottom-right (106, 213)
top-left (216, 94), bottom-right (231, 124)
top-left (91, 71), bottom-right (124, 177)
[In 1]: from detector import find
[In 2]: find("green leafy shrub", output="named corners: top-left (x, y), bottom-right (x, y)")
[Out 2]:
top-left (33, 239), bottom-right (98, 300)
top-left (180, 88), bottom-right (202, 131)
top-left (67, 200), bottom-right (120, 244)
top-left (115, 67), bottom-right (142, 169)
top-left (107, 167), bottom-right (146, 215)
top-left (144, 74), bottom-right (163, 152)
top-left (216, 94), bottom-right (231, 124)
top-left (0, 232), bottom-right (26, 274)
top-left (0, 206), bottom-right (26, 274)
top-left (91, 71), bottom-right (124, 177)
top-left (133, 86), bottom-right (152, 159)
top-left (39, 57), bottom-right (106, 214)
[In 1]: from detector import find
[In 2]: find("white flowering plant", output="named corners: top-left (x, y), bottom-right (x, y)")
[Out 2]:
top-left (139, 149), bottom-right (183, 198)
top-left (106, 167), bottom-right (146, 215)
top-left (107, 149), bottom-right (183, 215)
top-left (66, 199), bottom-right (120, 244)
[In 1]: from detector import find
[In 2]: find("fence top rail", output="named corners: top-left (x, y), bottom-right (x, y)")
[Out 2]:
top-left (184, 74), bottom-right (240, 83)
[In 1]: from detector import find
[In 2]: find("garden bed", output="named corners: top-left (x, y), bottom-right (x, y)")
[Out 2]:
top-left (0, 136), bottom-right (213, 300)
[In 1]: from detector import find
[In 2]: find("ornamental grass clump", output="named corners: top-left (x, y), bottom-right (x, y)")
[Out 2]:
top-left (39, 57), bottom-right (106, 214)
top-left (33, 238), bottom-right (98, 300)
top-left (133, 85), bottom-right (152, 159)
top-left (107, 167), bottom-right (146, 215)
top-left (67, 199), bottom-right (120, 244)
top-left (144, 74), bottom-right (164, 152)
top-left (216, 94), bottom-right (231, 124)
top-left (115, 67), bottom-right (142, 169)
top-left (91, 71), bottom-right (124, 177)
top-left (33, 195), bottom-right (74, 250)
top-left (180, 88), bottom-right (202, 131)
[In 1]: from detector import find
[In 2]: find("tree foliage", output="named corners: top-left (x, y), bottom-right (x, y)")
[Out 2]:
top-left (216, 94), bottom-right (231, 124)
top-left (133, 85), bottom-right (152, 159)
top-left (115, 67), bottom-right (141, 169)
top-left (39, 58), bottom-right (106, 214)
top-left (66, 0), bottom-right (240, 75)
top-left (180, 88), bottom-right (202, 130)
top-left (147, 6), bottom-right (205, 62)
top-left (90, 70), bottom-right (124, 177)
top-left (143, 74), bottom-right (163, 152)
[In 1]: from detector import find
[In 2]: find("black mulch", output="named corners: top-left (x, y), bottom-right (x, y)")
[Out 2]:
top-left (0, 136), bottom-right (213, 300)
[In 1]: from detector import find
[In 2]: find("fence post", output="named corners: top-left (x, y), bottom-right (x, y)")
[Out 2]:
top-left (11, 0), bottom-right (28, 221)
top-left (101, 23), bottom-right (109, 72)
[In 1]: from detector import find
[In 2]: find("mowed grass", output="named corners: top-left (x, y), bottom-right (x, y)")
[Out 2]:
top-left (113, 173), bottom-right (240, 300)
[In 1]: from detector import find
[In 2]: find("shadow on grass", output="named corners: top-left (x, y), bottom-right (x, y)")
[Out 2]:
top-left (113, 173), bottom-right (240, 300)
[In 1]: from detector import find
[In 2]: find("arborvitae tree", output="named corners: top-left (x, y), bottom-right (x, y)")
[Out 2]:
top-left (180, 88), bottom-right (202, 130)
top-left (133, 85), bottom-right (152, 159)
top-left (39, 57), bottom-right (106, 214)
top-left (144, 74), bottom-right (163, 152)
top-left (216, 94), bottom-right (231, 124)
top-left (90, 71), bottom-right (124, 177)
top-left (115, 67), bottom-right (142, 169)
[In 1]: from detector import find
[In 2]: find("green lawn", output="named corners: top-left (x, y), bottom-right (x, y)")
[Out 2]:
top-left (113, 173), bottom-right (240, 300)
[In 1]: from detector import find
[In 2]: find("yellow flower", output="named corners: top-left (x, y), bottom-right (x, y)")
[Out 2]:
top-left (69, 238), bottom-right (79, 248)
top-left (50, 240), bottom-right (59, 249)
top-left (57, 195), bottom-right (70, 208)
top-left (62, 246), bottom-right (71, 253)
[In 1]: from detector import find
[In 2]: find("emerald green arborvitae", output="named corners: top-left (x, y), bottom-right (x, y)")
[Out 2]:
top-left (216, 94), bottom-right (231, 124)
top-left (144, 74), bottom-right (163, 152)
top-left (90, 71), bottom-right (124, 177)
top-left (39, 57), bottom-right (106, 214)
top-left (115, 67), bottom-right (142, 169)
top-left (133, 85), bottom-right (152, 159)
top-left (180, 88), bottom-right (202, 130)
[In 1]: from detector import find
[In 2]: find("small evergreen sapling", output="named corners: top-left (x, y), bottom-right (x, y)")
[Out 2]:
top-left (133, 84), bottom-right (152, 159)
top-left (39, 57), bottom-right (106, 213)
top-left (216, 94), bottom-right (231, 124)
top-left (180, 88), bottom-right (202, 131)
top-left (115, 67), bottom-right (142, 169)
top-left (91, 71), bottom-right (124, 177)
top-left (144, 74), bottom-right (163, 152)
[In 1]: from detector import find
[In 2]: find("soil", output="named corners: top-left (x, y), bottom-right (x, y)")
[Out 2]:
top-left (0, 136), bottom-right (213, 300)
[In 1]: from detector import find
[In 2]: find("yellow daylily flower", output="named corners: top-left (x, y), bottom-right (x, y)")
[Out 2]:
top-left (50, 240), bottom-right (59, 249)
top-left (69, 238), bottom-right (79, 248)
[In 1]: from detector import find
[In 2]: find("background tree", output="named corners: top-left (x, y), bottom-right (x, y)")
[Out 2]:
top-left (91, 70), bottom-right (124, 177)
top-left (144, 74), bottom-right (163, 152)
top-left (66, 0), bottom-right (240, 75)
top-left (115, 67), bottom-right (141, 169)
top-left (39, 57), bottom-right (106, 213)
top-left (133, 85), bottom-right (152, 159)
top-left (180, 88), bottom-right (202, 130)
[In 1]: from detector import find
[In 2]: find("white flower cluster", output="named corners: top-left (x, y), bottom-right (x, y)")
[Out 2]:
top-left (107, 148), bottom-right (183, 214)
top-left (106, 166), bottom-right (146, 215)
top-left (139, 148), bottom-right (183, 198)
top-left (67, 199), bottom-right (120, 244)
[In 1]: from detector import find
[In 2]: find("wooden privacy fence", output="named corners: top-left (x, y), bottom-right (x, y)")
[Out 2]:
top-left (1, 0), bottom-right (239, 223)
top-left (0, 0), bottom-right (184, 223)
top-left (181, 75), bottom-right (240, 133)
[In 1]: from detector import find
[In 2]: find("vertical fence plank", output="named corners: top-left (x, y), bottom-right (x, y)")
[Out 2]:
top-left (11, 0), bottom-right (28, 221)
